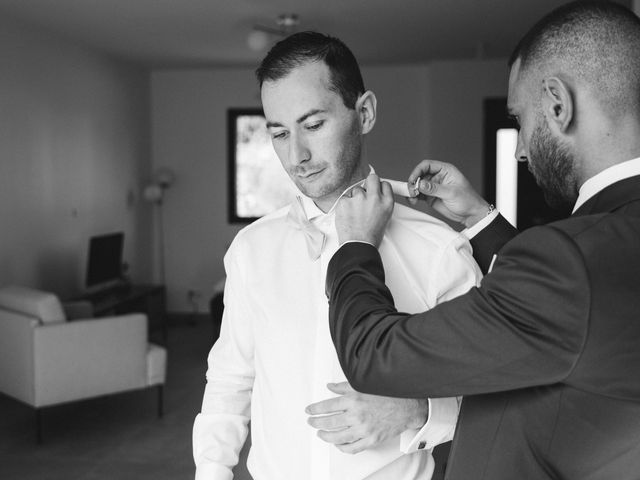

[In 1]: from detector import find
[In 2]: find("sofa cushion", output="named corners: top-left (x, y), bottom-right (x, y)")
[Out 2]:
top-left (0, 286), bottom-right (66, 324)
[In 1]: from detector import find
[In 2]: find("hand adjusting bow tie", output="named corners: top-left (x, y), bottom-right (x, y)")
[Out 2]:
top-left (287, 196), bottom-right (326, 260)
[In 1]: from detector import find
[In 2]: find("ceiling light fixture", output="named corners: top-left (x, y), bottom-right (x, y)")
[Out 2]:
top-left (247, 14), bottom-right (300, 52)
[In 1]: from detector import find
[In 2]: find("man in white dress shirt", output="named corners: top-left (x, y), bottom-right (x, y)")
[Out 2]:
top-left (192, 32), bottom-right (482, 480)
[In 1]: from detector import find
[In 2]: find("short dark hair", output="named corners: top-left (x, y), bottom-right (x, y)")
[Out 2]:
top-left (509, 1), bottom-right (640, 114)
top-left (256, 31), bottom-right (365, 109)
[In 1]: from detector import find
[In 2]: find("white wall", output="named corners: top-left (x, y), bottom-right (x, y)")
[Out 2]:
top-left (360, 64), bottom-right (432, 178)
top-left (0, 17), bottom-right (152, 299)
top-left (363, 60), bottom-right (508, 190)
top-left (151, 59), bottom-right (508, 312)
top-left (151, 68), bottom-right (257, 312)
top-left (423, 60), bottom-right (509, 191)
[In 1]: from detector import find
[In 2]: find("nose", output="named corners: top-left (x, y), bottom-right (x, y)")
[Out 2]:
top-left (514, 135), bottom-right (528, 163)
top-left (289, 133), bottom-right (311, 165)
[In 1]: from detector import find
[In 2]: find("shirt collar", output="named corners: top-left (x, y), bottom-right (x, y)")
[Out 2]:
top-left (572, 157), bottom-right (640, 213)
top-left (298, 165), bottom-right (375, 220)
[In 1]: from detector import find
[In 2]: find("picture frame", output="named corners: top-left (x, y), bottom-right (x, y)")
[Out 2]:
top-left (227, 108), bottom-right (299, 223)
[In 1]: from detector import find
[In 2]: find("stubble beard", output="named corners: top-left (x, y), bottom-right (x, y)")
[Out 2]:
top-left (295, 124), bottom-right (366, 210)
top-left (528, 119), bottom-right (578, 211)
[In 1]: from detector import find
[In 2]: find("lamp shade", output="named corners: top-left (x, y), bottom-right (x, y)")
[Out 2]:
top-left (143, 184), bottom-right (163, 203)
top-left (154, 168), bottom-right (176, 189)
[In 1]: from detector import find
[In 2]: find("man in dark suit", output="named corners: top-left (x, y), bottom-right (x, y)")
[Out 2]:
top-left (324, 2), bottom-right (640, 479)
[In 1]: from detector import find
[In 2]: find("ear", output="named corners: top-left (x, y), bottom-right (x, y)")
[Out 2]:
top-left (541, 77), bottom-right (573, 133)
top-left (355, 90), bottom-right (377, 135)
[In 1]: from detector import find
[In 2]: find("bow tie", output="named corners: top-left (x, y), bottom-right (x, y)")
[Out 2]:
top-left (287, 196), bottom-right (326, 260)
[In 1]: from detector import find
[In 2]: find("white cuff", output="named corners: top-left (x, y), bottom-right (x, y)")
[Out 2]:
top-left (462, 210), bottom-right (499, 240)
top-left (194, 464), bottom-right (234, 480)
top-left (400, 397), bottom-right (460, 453)
top-left (338, 239), bottom-right (377, 249)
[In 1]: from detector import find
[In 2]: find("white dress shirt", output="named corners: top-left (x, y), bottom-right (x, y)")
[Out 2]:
top-left (193, 194), bottom-right (482, 480)
top-left (572, 157), bottom-right (640, 212)
top-left (464, 157), bottom-right (640, 241)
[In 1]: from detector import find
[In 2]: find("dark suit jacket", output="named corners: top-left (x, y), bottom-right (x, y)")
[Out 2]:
top-left (326, 175), bottom-right (640, 480)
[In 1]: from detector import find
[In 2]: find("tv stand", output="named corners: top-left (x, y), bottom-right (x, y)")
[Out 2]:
top-left (81, 284), bottom-right (167, 345)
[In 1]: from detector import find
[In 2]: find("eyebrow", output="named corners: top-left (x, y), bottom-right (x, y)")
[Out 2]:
top-left (266, 108), bottom-right (327, 129)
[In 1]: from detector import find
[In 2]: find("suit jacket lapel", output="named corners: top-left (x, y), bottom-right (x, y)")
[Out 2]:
top-left (573, 175), bottom-right (640, 216)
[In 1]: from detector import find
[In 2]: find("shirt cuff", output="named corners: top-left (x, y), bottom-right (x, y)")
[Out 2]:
top-left (400, 397), bottom-right (460, 453)
top-left (338, 239), bottom-right (377, 249)
top-left (462, 210), bottom-right (500, 240)
top-left (194, 464), bottom-right (234, 480)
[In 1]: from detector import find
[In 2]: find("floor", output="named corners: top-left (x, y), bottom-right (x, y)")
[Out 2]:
top-left (0, 317), bottom-right (251, 480)
top-left (0, 316), bottom-right (449, 480)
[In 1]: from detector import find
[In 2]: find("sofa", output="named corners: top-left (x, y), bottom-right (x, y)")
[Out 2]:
top-left (0, 285), bottom-right (167, 442)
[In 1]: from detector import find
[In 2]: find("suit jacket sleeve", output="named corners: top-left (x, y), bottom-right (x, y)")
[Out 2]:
top-left (469, 214), bottom-right (518, 273)
top-left (326, 225), bottom-right (590, 399)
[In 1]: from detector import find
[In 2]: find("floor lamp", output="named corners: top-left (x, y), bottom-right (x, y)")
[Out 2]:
top-left (143, 168), bottom-right (175, 286)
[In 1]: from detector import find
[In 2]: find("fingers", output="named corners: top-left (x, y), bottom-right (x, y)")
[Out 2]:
top-left (347, 184), bottom-right (365, 198)
top-left (335, 172), bottom-right (394, 247)
top-left (305, 382), bottom-right (355, 415)
top-left (368, 175), bottom-right (394, 203)
top-left (326, 381), bottom-right (353, 395)
top-left (308, 411), bottom-right (349, 431)
top-left (380, 180), bottom-right (393, 199)
top-left (408, 195), bottom-right (435, 207)
top-left (365, 173), bottom-right (382, 195)
top-left (343, 174), bottom-right (392, 200)
top-left (416, 177), bottom-right (450, 200)
top-left (408, 159), bottom-right (448, 184)
top-left (336, 438), bottom-right (371, 455)
top-left (363, 173), bottom-right (391, 199)
top-left (317, 428), bottom-right (374, 455)
top-left (306, 396), bottom-right (344, 416)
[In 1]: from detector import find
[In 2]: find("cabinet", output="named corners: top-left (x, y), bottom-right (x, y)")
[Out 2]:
top-left (80, 284), bottom-right (167, 345)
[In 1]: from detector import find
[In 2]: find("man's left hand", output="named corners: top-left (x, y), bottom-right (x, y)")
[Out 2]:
top-left (305, 382), bottom-right (428, 454)
top-left (335, 173), bottom-right (394, 247)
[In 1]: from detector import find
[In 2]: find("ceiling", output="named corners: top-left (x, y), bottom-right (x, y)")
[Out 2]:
top-left (0, 0), bottom-right (632, 68)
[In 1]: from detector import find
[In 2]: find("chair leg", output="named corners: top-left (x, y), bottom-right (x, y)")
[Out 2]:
top-left (35, 408), bottom-right (43, 444)
top-left (157, 385), bottom-right (164, 418)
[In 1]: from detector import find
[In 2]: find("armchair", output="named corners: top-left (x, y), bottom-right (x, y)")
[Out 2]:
top-left (0, 285), bottom-right (167, 442)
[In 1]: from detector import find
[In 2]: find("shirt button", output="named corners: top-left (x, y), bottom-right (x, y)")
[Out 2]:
top-left (418, 441), bottom-right (427, 450)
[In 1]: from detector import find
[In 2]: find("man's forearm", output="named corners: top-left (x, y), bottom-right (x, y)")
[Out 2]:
top-left (327, 228), bottom-right (587, 399)
top-left (467, 214), bottom-right (518, 273)
top-left (326, 242), bottom-right (405, 395)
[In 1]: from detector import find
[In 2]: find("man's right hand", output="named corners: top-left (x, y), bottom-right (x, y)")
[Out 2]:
top-left (407, 159), bottom-right (491, 228)
top-left (335, 173), bottom-right (394, 247)
top-left (305, 382), bottom-right (428, 455)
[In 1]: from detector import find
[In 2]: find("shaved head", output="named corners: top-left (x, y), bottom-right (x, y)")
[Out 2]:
top-left (509, 1), bottom-right (640, 117)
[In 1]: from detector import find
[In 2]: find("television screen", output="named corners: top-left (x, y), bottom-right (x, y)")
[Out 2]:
top-left (86, 232), bottom-right (124, 289)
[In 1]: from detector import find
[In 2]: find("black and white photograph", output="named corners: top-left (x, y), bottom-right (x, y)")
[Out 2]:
top-left (1, 1), bottom-right (639, 479)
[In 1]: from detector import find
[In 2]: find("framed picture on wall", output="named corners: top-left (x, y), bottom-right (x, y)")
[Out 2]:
top-left (227, 108), bottom-right (299, 223)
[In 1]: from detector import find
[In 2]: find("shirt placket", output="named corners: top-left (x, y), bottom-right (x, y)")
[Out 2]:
top-left (308, 213), bottom-right (340, 480)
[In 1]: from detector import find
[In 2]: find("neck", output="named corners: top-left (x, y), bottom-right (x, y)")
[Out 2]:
top-left (576, 115), bottom-right (640, 187)
top-left (313, 162), bottom-right (370, 213)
